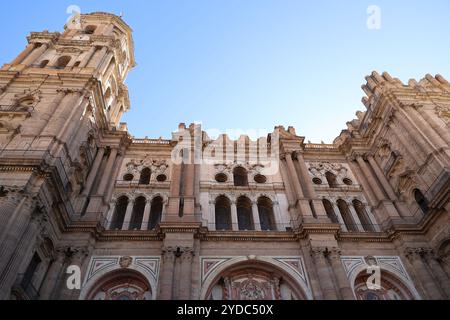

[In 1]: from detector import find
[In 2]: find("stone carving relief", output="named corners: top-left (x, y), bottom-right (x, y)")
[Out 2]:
top-left (435, 105), bottom-right (450, 124)
top-left (307, 161), bottom-right (354, 184)
top-left (125, 158), bottom-right (168, 176)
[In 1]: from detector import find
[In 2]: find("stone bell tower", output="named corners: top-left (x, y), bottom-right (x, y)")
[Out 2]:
top-left (0, 13), bottom-right (135, 298)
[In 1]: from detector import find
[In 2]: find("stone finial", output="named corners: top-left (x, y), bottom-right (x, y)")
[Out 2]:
top-left (435, 74), bottom-right (449, 85)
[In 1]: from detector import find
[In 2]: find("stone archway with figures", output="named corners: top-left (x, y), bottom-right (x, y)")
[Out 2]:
top-left (200, 257), bottom-right (312, 300)
top-left (85, 269), bottom-right (152, 300)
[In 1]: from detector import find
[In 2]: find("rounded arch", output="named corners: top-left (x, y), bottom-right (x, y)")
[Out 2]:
top-left (200, 257), bottom-right (312, 300)
top-left (148, 196), bottom-right (163, 230)
top-left (325, 171), bottom-right (338, 188)
top-left (322, 199), bottom-right (338, 223)
top-left (84, 25), bottom-right (97, 35)
top-left (233, 166), bottom-right (248, 186)
top-left (139, 167), bottom-right (151, 185)
top-left (352, 199), bottom-right (374, 232)
top-left (110, 196), bottom-right (128, 230)
top-left (257, 196), bottom-right (276, 231)
top-left (55, 56), bottom-right (71, 69)
top-left (353, 269), bottom-right (417, 300)
top-left (215, 195), bottom-right (232, 231)
top-left (236, 196), bottom-right (254, 231)
top-left (129, 196), bottom-right (146, 230)
top-left (81, 269), bottom-right (155, 300)
top-left (337, 199), bottom-right (356, 231)
top-left (348, 263), bottom-right (421, 300)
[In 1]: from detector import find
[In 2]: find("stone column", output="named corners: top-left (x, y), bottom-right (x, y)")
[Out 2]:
top-left (279, 159), bottom-right (300, 224)
top-left (389, 120), bottom-right (424, 164)
top-left (87, 46), bottom-right (107, 68)
top-left (230, 200), bottom-right (239, 231)
top-left (310, 247), bottom-right (338, 299)
top-left (104, 201), bottom-right (116, 229)
top-left (85, 147), bottom-right (105, 195)
top-left (406, 105), bottom-right (447, 150)
top-left (348, 160), bottom-right (377, 206)
top-left (294, 152), bottom-right (327, 218)
top-left (21, 43), bottom-right (48, 66)
top-left (420, 107), bottom-right (450, 145)
top-left (356, 155), bottom-right (386, 202)
top-left (105, 151), bottom-right (124, 203)
top-left (424, 251), bottom-right (450, 298)
top-left (208, 200), bottom-right (216, 230)
top-left (36, 90), bottom-right (67, 134)
top-left (328, 248), bottom-right (354, 299)
top-left (179, 248), bottom-right (194, 300)
top-left (39, 248), bottom-right (67, 300)
top-left (272, 201), bottom-right (283, 231)
top-left (396, 109), bottom-right (434, 156)
top-left (78, 47), bottom-right (96, 68)
top-left (11, 43), bottom-right (35, 65)
top-left (332, 202), bottom-right (348, 232)
top-left (405, 248), bottom-right (443, 299)
top-left (251, 201), bottom-right (261, 231)
top-left (284, 153), bottom-right (313, 218)
top-left (141, 199), bottom-right (152, 230)
top-left (348, 202), bottom-right (365, 232)
top-left (75, 148), bottom-right (105, 212)
top-left (0, 197), bottom-right (36, 276)
top-left (96, 148), bottom-right (118, 195)
top-left (0, 207), bottom-right (44, 299)
top-left (284, 153), bottom-right (304, 199)
top-left (367, 155), bottom-right (409, 217)
top-left (159, 247), bottom-right (176, 300)
top-left (121, 199), bottom-right (135, 231)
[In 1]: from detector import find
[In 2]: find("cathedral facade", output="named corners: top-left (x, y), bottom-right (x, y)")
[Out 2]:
top-left (0, 12), bottom-right (449, 300)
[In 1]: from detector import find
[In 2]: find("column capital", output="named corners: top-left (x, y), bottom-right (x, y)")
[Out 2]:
top-left (310, 246), bottom-right (329, 258)
top-left (404, 247), bottom-right (432, 261)
top-left (291, 150), bottom-right (305, 160)
top-left (181, 248), bottom-right (195, 262)
top-left (328, 247), bottom-right (343, 260)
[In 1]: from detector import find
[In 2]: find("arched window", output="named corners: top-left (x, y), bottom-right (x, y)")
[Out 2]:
top-left (55, 56), bottom-right (71, 69)
top-left (123, 173), bottom-right (134, 181)
top-left (384, 151), bottom-right (399, 174)
top-left (73, 61), bottom-right (81, 67)
top-left (257, 197), bottom-right (276, 231)
top-left (233, 167), bottom-right (248, 187)
top-left (236, 196), bottom-right (254, 230)
top-left (215, 196), bottom-right (232, 230)
top-left (39, 60), bottom-right (49, 68)
top-left (139, 168), bottom-right (151, 185)
top-left (84, 25), bottom-right (97, 35)
top-left (322, 199), bottom-right (338, 223)
top-left (414, 189), bottom-right (429, 215)
top-left (87, 270), bottom-right (152, 300)
top-left (110, 196), bottom-right (128, 230)
top-left (205, 261), bottom-right (307, 300)
top-left (129, 196), bottom-right (146, 230)
top-left (325, 171), bottom-right (338, 188)
top-left (352, 200), bottom-right (374, 232)
top-left (354, 270), bottom-right (415, 300)
top-left (337, 199), bottom-right (356, 231)
top-left (148, 196), bottom-right (163, 230)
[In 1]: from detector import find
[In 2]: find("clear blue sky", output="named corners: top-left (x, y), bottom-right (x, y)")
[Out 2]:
top-left (1, 1), bottom-right (449, 142)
